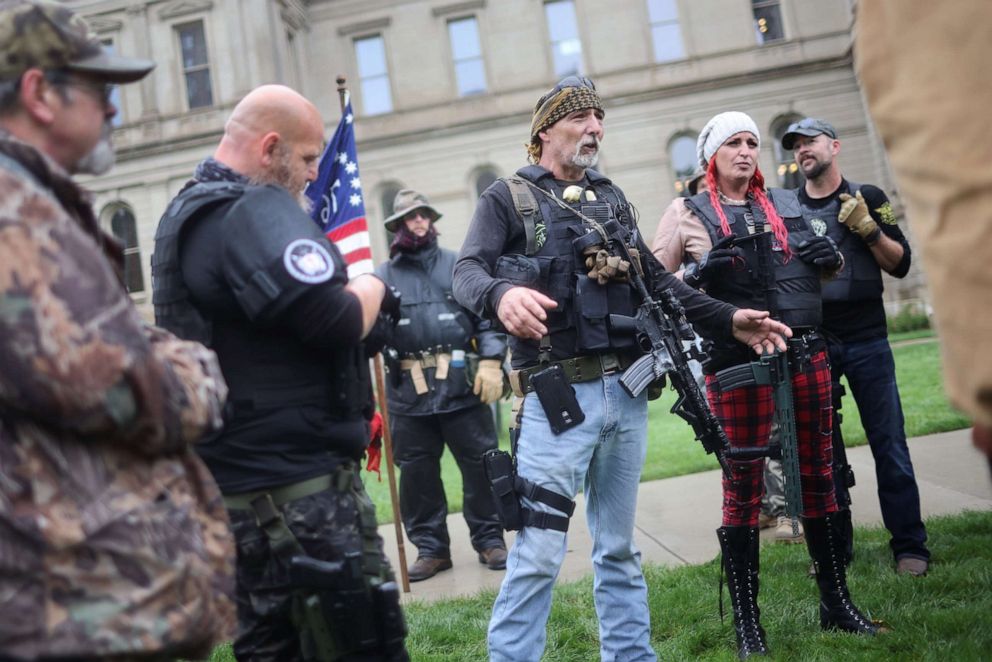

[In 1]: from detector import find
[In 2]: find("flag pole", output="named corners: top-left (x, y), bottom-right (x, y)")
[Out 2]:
top-left (336, 75), bottom-right (411, 594)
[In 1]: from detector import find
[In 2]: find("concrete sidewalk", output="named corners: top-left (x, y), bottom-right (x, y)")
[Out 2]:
top-left (378, 428), bottom-right (992, 603)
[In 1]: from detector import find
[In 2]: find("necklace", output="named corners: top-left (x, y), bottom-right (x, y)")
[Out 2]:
top-left (717, 190), bottom-right (747, 206)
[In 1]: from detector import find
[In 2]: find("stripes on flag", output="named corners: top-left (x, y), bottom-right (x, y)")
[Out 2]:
top-left (305, 96), bottom-right (374, 278)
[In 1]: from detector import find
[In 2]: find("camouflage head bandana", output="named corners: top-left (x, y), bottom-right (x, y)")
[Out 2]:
top-left (527, 77), bottom-right (603, 163)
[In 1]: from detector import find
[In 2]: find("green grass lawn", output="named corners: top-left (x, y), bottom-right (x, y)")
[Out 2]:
top-left (206, 510), bottom-right (992, 661)
top-left (364, 337), bottom-right (969, 524)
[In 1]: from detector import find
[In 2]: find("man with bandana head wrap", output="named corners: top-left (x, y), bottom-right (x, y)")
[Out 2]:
top-left (454, 77), bottom-right (791, 662)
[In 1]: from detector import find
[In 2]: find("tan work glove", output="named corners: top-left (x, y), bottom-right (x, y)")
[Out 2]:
top-left (473, 359), bottom-right (505, 404)
top-left (838, 191), bottom-right (881, 244)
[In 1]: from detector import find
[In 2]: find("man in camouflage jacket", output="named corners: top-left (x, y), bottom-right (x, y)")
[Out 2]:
top-left (0, 2), bottom-right (235, 659)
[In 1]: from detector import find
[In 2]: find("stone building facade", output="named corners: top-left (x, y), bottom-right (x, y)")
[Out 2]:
top-left (66, 0), bottom-right (925, 315)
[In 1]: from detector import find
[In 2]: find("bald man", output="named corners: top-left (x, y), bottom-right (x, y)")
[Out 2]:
top-left (152, 85), bottom-right (409, 661)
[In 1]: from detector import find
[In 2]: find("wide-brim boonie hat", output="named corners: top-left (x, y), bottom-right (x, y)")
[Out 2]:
top-left (383, 188), bottom-right (442, 232)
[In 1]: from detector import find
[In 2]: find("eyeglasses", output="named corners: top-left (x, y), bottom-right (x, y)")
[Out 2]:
top-left (44, 70), bottom-right (115, 107)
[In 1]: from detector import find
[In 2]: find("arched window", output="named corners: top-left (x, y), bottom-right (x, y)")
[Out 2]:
top-left (103, 204), bottom-right (144, 294)
top-left (474, 167), bottom-right (499, 198)
top-left (668, 133), bottom-right (697, 195)
top-left (771, 114), bottom-right (804, 189)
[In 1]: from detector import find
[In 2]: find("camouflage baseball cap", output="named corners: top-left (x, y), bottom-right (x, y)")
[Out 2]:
top-left (0, 0), bottom-right (154, 82)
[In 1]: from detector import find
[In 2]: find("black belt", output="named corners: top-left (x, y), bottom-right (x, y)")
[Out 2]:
top-left (511, 352), bottom-right (635, 396)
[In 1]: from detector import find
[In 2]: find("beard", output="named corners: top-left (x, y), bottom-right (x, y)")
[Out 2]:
top-left (800, 155), bottom-right (831, 180)
top-left (74, 121), bottom-right (116, 176)
top-left (252, 149), bottom-right (312, 212)
top-left (569, 137), bottom-right (600, 169)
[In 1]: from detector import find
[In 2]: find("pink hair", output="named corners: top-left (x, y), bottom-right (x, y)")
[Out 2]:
top-left (704, 158), bottom-right (791, 260)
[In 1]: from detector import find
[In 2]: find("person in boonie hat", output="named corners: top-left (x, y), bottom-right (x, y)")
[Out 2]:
top-left (0, 0), bottom-right (154, 175)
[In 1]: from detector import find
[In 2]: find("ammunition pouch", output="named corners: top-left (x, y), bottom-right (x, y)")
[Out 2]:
top-left (483, 449), bottom-right (575, 532)
top-left (290, 554), bottom-right (407, 662)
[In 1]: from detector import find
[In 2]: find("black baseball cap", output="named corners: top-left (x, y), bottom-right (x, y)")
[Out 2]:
top-left (781, 117), bottom-right (837, 150)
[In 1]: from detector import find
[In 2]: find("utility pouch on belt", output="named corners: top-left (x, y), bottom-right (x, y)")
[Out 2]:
top-left (529, 363), bottom-right (585, 434)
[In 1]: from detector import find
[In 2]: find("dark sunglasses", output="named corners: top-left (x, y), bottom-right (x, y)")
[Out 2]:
top-left (44, 70), bottom-right (115, 106)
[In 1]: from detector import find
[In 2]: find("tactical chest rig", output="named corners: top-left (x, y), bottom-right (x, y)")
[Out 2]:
top-left (484, 168), bottom-right (646, 533)
top-left (800, 181), bottom-right (884, 303)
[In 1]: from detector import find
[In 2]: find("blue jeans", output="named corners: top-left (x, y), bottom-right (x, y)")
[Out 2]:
top-left (829, 338), bottom-right (930, 561)
top-left (488, 374), bottom-right (655, 662)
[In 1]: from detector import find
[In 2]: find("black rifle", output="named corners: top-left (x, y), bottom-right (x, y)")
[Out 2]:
top-left (726, 225), bottom-right (803, 523)
top-left (584, 210), bottom-right (732, 478)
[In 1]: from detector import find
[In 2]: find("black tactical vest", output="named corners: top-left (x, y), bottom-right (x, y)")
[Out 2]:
top-left (685, 188), bottom-right (822, 330)
top-left (152, 182), bottom-right (371, 426)
top-left (501, 166), bottom-right (639, 357)
top-left (799, 181), bottom-right (884, 303)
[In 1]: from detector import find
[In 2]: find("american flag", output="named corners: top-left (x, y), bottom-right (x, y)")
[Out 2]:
top-left (305, 97), bottom-right (373, 278)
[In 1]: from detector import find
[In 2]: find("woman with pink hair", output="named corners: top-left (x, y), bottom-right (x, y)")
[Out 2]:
top-left (652, 111), bottom-right (880, 658)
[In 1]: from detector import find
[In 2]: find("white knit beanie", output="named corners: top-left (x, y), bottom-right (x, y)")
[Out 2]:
top-left (696, 111), bottom-right (761, 168)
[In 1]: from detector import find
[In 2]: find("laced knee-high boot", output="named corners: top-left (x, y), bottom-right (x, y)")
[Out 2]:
top-left (803, 513), bottom-right (879, 634)
top-left (717, 526), bottom-right (769, 659)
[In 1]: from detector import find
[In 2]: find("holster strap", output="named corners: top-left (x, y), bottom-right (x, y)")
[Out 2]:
top-left (509, 352), bottom-right (634, 397)
top-left (515, 476), bottom-right (576, 517)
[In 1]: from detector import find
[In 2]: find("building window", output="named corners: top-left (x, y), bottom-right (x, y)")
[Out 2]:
top-left (100, 38), bottom-right (124, 126)
top-left (355, 35), bottom-right (393, 115)
top-left (752, 0), bottom-right (784, 44)
top-left (448, 17), bottom-right (487, 96)
top-left (108, 206), bottom-right (144, 294)
top-left (176, 21), bottom-right (213, 109)
top-left (544, 0), bottom-right (583, 77)
top-left (647, 0), bottom-right (685, 62)
top-left (668, 133), bottom-right (696, 195)
top-left (475, 168), bottom-right (499, 198)
top-left (772, 115), bottom-right (804, 189)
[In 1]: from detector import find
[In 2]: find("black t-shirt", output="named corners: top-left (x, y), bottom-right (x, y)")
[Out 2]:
top-left (797, 179), bottom-right (911, 342)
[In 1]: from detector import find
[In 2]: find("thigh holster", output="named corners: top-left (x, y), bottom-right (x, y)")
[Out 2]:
top-left (483, 449), bottom-right (575, 532)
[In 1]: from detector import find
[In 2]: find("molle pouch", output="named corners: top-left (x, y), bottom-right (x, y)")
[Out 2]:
top-left (371, 580), bottom-right (408, 652)
top-left (483, 449), bottom-right (523, 530)
top-left (575, 276), bottom-right (610, 351)
top-left (494, 254), bottom-right (542, 287)
top-left (529, 363), bottom-right (585, 434)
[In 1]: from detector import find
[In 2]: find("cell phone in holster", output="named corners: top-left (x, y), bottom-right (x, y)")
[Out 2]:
top-left (529, 363), bottom-right (585, 435)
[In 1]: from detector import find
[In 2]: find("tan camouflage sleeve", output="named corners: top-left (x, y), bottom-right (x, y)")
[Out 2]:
top-left (0, 172), bottom-right (226, 454)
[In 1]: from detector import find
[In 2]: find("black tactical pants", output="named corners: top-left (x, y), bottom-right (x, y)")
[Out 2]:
top-left (228, 467), bottom-right (407, 662)
top-left (390, 404), bottom-right (504, 558)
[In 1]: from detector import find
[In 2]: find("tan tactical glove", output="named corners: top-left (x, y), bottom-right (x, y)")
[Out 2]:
top-left (473, 359), bottom-right (505, 404)
top-left (837, 190), bottom-right (881, 244)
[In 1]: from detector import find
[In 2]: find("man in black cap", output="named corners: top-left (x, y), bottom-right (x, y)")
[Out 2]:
top-left (783, 117), bottom-right (931, 576)
top-left (376, 188), bottom-right (508, 582)
top-left (454, 76), bottom-right (791, 662)
top-left (0, 2), bottom-right (237, 660)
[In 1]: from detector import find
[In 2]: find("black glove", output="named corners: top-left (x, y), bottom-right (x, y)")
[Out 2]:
top-left (683, 234), bottom-right (741, 289)
top-left (363, 314), bottom-right (396, 357)
top-left (379, 282), bottom-right (402, 324)
top-left (798, 235), bottom-right (842, 269)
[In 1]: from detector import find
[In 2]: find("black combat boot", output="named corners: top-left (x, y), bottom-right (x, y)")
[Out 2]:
top-left (803, 513), bottom-right (879, 635)
top-left (717, 526), bottom-right (769, 659)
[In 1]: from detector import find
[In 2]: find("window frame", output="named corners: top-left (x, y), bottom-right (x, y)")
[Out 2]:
top-left (102, 203), bottom-right (145, 296)
top-left (447, 15), bottom-right (488, 97)
top-left (173, 19), bottom-right (214, 110)
top-left (543, 0), bottom-right (585, 78)
top-left (771, 113), bottom-right (806, 189)
top-left (353, 33), bottom-right (394, 116)
top-left (646, 0), bottom-right (686, 63)
top-left (667, 131), bottom-right (698, 196)
top-left (752, 0), bottom-right (786, 45)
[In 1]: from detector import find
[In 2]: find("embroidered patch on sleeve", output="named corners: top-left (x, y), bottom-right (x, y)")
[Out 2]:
top-left (283, 239), bottom-right (335, 283)
top-left (875, 202), bottom-right (898, 225)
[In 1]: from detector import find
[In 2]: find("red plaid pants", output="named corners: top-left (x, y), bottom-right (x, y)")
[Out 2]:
top-left (706, 349), bottom-right (837, 527)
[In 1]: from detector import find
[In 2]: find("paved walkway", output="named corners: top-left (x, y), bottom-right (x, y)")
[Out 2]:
top-left (377, 428), bottom-right (992, 603)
